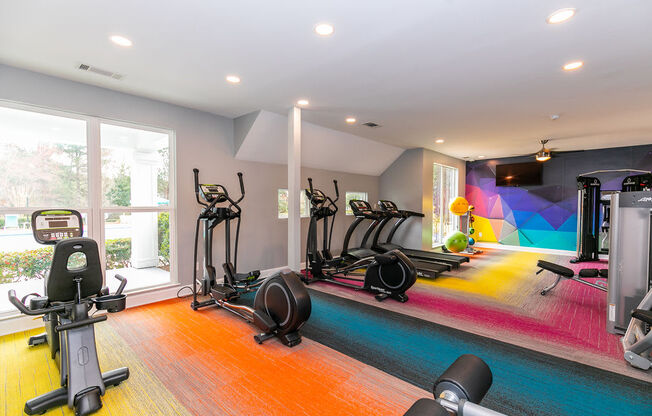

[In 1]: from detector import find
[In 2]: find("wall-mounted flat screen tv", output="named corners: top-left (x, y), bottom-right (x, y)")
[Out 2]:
top-left (496, 162), bottom-right (543, 186)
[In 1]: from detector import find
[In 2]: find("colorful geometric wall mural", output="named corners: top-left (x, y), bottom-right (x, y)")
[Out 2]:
top-left (466, 145), bottom-right (652, 251)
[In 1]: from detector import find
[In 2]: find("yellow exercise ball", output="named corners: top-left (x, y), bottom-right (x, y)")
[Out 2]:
top-left (449, 197), bottom-right (469, 216)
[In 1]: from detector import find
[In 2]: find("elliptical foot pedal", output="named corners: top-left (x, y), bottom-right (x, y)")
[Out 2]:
top-left (211, 285), bottom-right (238, 301)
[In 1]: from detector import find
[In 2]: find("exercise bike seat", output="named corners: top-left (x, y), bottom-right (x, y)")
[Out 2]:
top-left (632, 309), bottom-right (652, 325)
top-left (537, 260), bottom-right (574, 278)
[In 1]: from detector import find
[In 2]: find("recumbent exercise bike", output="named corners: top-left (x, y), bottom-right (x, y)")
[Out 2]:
top-left (8, 210), bottom-right (129, 416)
top-left (191, 169), bottom-right (311, 347)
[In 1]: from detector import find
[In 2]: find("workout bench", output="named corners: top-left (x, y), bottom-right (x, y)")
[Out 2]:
top-left (536, 260), bottom-right (608, 296)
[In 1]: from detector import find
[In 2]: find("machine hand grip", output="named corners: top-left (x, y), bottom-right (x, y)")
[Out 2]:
top-left (7, 290), bottom-right (64, 315)
top-left (193, 168), bottom-right (200, 192)
top-left (114, 274), bottom-right (127, 295)
top-left (333, 180), bottom-right (339, 200)
top-left (308, 177), bottom-right (314, 194)
top-left (55, 315), bottom-right (107, 332)
top-left (193, 168), bottom-right (207, 207)
top-left (237, 172), bottom-right (245, 196)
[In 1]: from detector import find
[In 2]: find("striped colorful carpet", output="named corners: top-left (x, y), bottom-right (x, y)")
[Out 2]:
top-left (303, 289), bottom-right (652, 416)
top-left (1, 299), bottom-right (425, 416)
top-left (309, 248), bottom-right (637, 375)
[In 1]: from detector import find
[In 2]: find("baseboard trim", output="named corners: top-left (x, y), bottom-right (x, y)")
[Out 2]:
top-left (474, 242), bottom-right (578, 257)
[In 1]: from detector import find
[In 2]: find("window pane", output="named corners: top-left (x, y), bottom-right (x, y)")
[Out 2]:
top-left (101, 123), bottom-right (170, 207)
top-left (0, 212), bottom-right (87, 313)
top-left (0, 106), bottom-right (88, 208)
top-left (104, 211), bottom-right (170, 292)
top-left (345, 192), bottom-right (368, 215)
top-left (278, 189), bottom-right (309, 218)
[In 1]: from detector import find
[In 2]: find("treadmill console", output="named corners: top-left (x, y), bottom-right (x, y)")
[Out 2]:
top-left (306, 189), bottom-right (326, 205)
top-left (31, 209), bottom-right (83, 245)
top-left (377, 200), bottom-right (399, 213)
top-left (199, 184), bottom-right (228, 203)
top-left (349, 199), bottom-right (374, 216)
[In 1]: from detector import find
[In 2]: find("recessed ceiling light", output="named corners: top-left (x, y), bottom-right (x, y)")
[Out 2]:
top-left (547, 8), bottom-right (576, 24)
top-left (314, 23), bottom-right (334, 36)
top-left (478, 155), bottom-right (485, 159)
top-left (435, 138), bottom-right (445, 144)
top-left (563, 61), bottom-right (584, 71)
top-left (297, 99), bottom-right (309, 106)
top-left (110, 35), bottom-right (133, 47)
top-left (226, 75), bottom-right (241, 84)
top-left (345, 117), bottom-right (356, 124)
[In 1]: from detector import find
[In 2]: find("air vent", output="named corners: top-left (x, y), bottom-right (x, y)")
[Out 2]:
top-left (362, 121), bottom-right (381, 128)
top-left (77, 63), bottom-right (123, 80)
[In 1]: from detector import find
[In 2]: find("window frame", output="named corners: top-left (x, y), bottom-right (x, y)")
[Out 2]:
top-left (0, 100), bottom-right (177, 314)
top-left (432, 162), bottom-right (459, 247)
top-left (345, 191), bottom-right (369, 215)
top-left (277, 188), bottom-right (310, 219)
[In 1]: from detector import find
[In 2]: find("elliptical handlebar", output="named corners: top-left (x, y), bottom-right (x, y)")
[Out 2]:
top-left (308, 177), bottom-right (314, 195)
top-left (333, 179), bottom-right (339, 201)
top-left (237, 172), bottom-right (245, 199)
top-left (193, 168), bottom-right (208, 207)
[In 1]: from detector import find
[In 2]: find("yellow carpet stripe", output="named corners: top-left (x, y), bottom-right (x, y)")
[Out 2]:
top-left (1, 323), bottom-right (192, 416)
top-left (418, 251), bottom-right (541, 301)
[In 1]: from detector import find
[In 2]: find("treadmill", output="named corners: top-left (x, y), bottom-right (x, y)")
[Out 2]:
top-left (344, 199), bottom-right (449, 279)
top-left (373, 200), bottom-right (469, 268)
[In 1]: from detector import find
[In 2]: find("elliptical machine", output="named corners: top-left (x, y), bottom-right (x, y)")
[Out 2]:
top-left (8, 210), bottom-right (129, 416)
top-left (191, 169), bottom-right (311, 347)
top-left (303, 178), bottom-right (417, 303)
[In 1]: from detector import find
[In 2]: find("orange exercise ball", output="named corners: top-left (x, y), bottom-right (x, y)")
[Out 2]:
top-left (449, 197), bottom-right (469, 216)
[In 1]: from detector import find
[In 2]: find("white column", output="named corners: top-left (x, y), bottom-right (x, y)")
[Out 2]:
top-left (130, 150), bottom-right (159, 269)
top-left (288, 106), bottom-right (302, 271)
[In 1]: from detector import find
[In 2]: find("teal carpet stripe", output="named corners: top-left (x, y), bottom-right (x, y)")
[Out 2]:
top-left (300, 290), bottom-right (652, 416)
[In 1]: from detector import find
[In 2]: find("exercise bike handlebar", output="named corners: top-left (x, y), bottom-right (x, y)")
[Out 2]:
top-left (114, 274), bottom-right (128, 296)
top-left (7, 290), bottom-right (66, 315)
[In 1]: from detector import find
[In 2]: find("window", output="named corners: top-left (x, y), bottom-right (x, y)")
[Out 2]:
top-left (277, 189), bottom-right (310, 218)
top-left (345, 192), bottom-right (368, 215)
top-left (0, 103), bottom-right (175, 314)
top-left (433, 163), bottom-right (458, 247)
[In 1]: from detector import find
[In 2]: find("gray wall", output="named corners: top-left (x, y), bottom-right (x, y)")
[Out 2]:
top-left (379, 148), bottom-right (466, 250)
top-left (0, 64), bottom-right (379, 285)
top-left (378, 149), bottom-right (424, 249)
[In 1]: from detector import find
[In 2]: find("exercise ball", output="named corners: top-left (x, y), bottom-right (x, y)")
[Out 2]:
top-left (450, 197), bottom-right (469, 216)
top-left (468, 237), bottom-right (475, 246)
top-left (444, 231), bottom-right (468, 253)
top-left (469, 227), bottom-right (475, 235)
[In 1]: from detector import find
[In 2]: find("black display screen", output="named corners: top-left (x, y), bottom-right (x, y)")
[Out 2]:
top-left (496, 162), bottom-right (543, 186)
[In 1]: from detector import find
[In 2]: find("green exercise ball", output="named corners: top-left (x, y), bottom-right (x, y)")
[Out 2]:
top-left (444, 231), bottom-right (468, 253)
top-left (469, 227), bottom-right (475, 235)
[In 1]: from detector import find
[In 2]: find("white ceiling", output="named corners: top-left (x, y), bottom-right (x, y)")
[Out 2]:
top-left (235, 110), bottom-right (404, 176)
top-left (1, 0), bottom-right (652, 160)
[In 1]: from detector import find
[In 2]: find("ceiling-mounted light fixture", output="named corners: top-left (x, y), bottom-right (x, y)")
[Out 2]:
top-left (536, 139), bottom-right (551, 162)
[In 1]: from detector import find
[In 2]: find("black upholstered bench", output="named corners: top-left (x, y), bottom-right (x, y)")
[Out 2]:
top-left (536, 260), bottom-right (608, 295)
